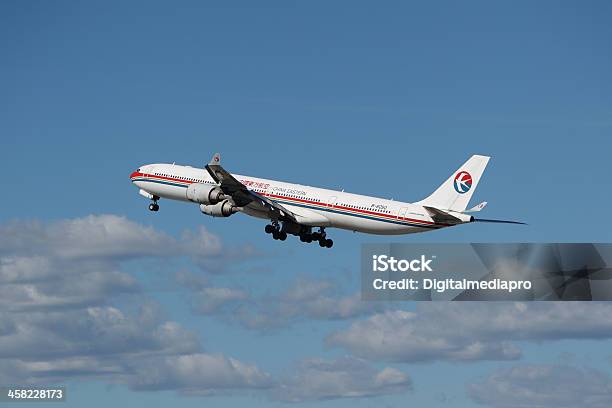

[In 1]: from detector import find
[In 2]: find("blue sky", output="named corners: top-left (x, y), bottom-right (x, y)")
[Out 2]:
top-left (1, 1), bottom-right (612, 407)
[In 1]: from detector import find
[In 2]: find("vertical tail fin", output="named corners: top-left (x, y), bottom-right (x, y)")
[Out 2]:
top-left (416, 155), bottom-right (490, 212)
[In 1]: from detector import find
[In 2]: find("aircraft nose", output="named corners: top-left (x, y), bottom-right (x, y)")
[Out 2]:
top-left (130, 171), bottom-right (139, 180)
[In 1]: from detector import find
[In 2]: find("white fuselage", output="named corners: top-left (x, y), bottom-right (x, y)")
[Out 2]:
top-left (130, 163), bottom-right (458, 235)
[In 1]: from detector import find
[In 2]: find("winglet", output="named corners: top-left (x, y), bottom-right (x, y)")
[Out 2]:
top-left (209, 153), bottom-right (221, 166)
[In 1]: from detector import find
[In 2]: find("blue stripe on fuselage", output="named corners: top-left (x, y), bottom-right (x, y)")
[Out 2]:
top-left (133, 178), bottom-right (188, 188)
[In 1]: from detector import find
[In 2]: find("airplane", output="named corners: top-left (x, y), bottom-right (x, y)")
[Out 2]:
top-left (129, 153), bottom-right (523, 248)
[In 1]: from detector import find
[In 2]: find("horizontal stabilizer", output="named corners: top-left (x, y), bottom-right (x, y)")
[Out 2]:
top-left (465, 201), bottom-right (487, 213)
top-left (423, 206), bottom-right (463, 224)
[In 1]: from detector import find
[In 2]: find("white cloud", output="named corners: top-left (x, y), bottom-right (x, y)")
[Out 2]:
top-left (0, 267), bottom-right (138, 311)
top-left (0, 215), bottom-right (271, 396)
top-left (192, 287), bottom-right (250, 314)
top-left (0, 214), bottom-right (227, 262)
top-left (128, 353), bottom-right (273, 394)
top-left (180, 226), bottom-right (223, 258)
top-left (176, 272), bottom-right (383, 329)
top-left (468, 364), bottom-right (612, 408)
top-left (0, 215), bottom-right (176, 259)
top-left (233, 277), bottom-right (384, 330)
top-left (0, 356), bottom-right (124, 385)
top-left (0, 214), bottom-right (238, 312)
top-left (0, 302), bottom-right (274, 394)
top-left (0, 305), bottom-right (200, 360)
top-left (327, 303), bottom-right (612, 363)
top-left (271, 357), bottom-right (411, 402)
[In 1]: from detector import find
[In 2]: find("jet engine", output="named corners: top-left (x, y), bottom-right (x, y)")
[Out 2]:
top-left (186, 183), bottom-right (225, 205)
top-left (199, 200), bottom-right (238, 217)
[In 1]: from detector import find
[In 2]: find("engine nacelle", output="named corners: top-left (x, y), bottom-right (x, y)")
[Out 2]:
top-left (186, 183), bottom-right (225, 205)
top-left (200, 200), bottom-right (238, 217)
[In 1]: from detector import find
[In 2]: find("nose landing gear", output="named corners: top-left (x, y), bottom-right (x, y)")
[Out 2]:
top-left (148, 196), bottom-right (160, 212)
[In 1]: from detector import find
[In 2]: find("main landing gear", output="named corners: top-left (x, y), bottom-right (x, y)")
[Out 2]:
top-left (265, 223), bottom-right (333, 248)
top-left (265, 222), bottom-right (287, 241)
top-left (148, 196), bottom-right (160, 212)
top-left (310, 227), bottom-right (333, 248)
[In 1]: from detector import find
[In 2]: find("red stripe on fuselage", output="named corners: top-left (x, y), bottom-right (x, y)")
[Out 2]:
top-left (133, 173), bottom-right (446, 227)
top-left (263, 192), bottom-right (444, 226)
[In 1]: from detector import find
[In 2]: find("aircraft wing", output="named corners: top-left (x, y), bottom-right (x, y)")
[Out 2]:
top-left (205, 153), bottom-right (299, 222)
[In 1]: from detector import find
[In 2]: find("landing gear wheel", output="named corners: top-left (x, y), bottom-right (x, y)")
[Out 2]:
top-left (325, 239), bottom-right (333, 248)
top-left (265, 224), bottom-right (275, 234)
top-left (278, 231), bottom-right (287, 241)
top-left (299, 233), bottom-right (313, 243)
top-left (272, 231), bottom-right (280, 240)
top-left (318, 239), bottom-right (326, 247)
top-left (149, 203), bottom-right (159, 212)
top-left (299, 232), bottom-right (313, 243)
